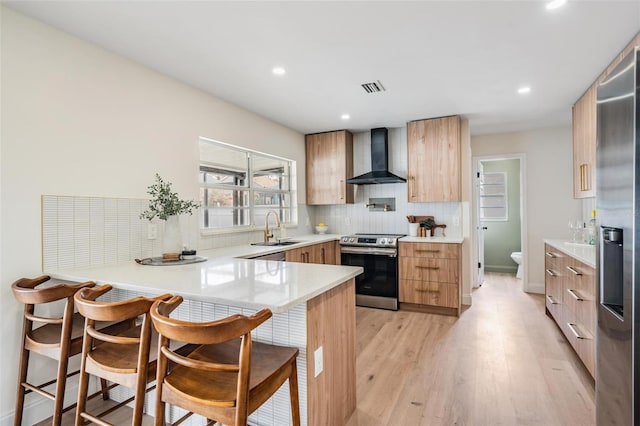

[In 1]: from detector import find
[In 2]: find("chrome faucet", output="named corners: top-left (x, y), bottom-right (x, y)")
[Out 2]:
top-left (264, 210), bottom-right (281, 243)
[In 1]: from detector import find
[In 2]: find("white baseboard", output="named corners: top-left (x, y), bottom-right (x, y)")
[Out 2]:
top-left (462, 293), bottom-right (472, 306)
top-left (526, 281), bottom-right (545, 294)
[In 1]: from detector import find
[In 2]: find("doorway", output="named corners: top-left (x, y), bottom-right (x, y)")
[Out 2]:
top-left (473, 154), bottom-right (527, 292)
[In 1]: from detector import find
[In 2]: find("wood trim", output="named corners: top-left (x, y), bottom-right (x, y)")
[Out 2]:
top-left (306, 278), bottom-right (356, 425)
top-left (399, 302), bottom-right (458, 317)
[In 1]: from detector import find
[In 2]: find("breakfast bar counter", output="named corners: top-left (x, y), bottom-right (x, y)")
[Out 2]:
top-left (46, 245), bottom-right (361, 426)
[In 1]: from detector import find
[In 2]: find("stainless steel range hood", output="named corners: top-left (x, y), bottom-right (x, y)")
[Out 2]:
top-left (346, 128), bottom-right (406, 185)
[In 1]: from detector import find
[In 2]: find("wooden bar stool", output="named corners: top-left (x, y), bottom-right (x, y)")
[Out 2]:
top-left (12, 276), bottom-right (132, 426)
top-left (150, 296), bottom-right (301, 426)
top-left (73, 285), bottom-right (179, 426)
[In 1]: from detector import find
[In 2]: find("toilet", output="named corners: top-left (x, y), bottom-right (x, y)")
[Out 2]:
top-left (510, 251), bottom-right (523, 279)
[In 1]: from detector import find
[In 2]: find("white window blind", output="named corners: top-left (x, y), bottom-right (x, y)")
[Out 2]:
top-left (479, 172), bottom-right (508, 221)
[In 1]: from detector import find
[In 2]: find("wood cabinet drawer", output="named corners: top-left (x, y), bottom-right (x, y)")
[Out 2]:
top-left (544, 244), bottom-right (567, 269)
top-left (400, 279), bottom-right (458, 308)
top-left (544, 243), bottom-right (596, 378)
top-left (399, 242), bottom-right (459, 259)
top-left (399, 258), bottom-right (458, 283)
top-left (564, 259), bottom-right (596, 335)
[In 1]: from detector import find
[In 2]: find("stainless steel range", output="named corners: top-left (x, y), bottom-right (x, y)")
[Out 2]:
top-left (340, 233), bottom-right (404, 310)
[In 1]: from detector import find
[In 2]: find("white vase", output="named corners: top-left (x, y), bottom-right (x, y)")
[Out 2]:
top-left (163, 215), bottom-right (182, 255)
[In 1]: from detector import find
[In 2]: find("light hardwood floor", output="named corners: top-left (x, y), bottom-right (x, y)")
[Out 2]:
top-left (38, 273), bottom-right (595, 426)
top-left (346, 272), bottom-right (595, 426)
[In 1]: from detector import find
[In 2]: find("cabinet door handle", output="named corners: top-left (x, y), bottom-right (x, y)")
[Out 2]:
top-left (567, 323), bottom-right (586, 339)
top-left (416, 249), bottom-right (441, 254)
top-left (580, 163), bottom-right (590, 192)
top-left (321, 248), bottom-right (325, 264)
top-left (546, 295), bottom-right (558, 305)
top-left (567, 289), bottom-right (583, 301)
top-left (415, 288), bottom-right (439, 293)
top-left (417, 266), bottom-right (440, 270)
top-left (409, 176), bottom-right (415, 198)
top-left (545, 269), bottom-right (557, 277)
top-left (340, 180), bottom-right (344, 200)
top-left (545, 252), bottom-right (556, 258)
top-left (566, 266), bottom-right (582, 276)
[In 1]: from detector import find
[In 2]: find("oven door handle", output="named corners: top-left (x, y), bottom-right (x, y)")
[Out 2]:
top-left (340, 246), bottom-right (397, 257)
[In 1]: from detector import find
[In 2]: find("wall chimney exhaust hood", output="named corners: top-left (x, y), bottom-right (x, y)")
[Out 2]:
top-left (346, 128), bottom-right (407, 185)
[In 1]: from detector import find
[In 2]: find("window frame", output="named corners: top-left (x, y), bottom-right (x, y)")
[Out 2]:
top-left (199, 137), bottom-right (296, 234)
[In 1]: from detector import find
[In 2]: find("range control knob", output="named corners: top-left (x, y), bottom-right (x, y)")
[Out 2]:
top-left (349, 237), bottom-right (356, 243)
top-left (379, 238), bottom-right (387, 245)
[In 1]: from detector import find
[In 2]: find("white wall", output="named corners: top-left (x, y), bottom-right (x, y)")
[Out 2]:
top-left (471, 127), bottom-right (581, 293)
top-left (0, 8), bottom-right (305, 423)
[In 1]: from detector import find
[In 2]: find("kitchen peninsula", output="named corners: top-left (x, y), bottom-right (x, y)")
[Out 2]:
top-left (46, 236), bottom-right (362, 426)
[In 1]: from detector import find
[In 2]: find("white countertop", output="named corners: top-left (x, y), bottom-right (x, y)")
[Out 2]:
top-left (400, 236), bottom-right (464, 244)
top-left (46, 234), bottom-right (362, 314)
top-left (544, 239), bottom-right (596, 268)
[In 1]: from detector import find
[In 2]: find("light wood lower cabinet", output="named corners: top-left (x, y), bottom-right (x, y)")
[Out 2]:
top-left (544, 245), bottom-right (567, 324)
top-left (286, 241), bottom-right (339, 265)
top-left (544, 243), bottom-right (595, 377)
top-left (399, 241), bottom-right (461, 316)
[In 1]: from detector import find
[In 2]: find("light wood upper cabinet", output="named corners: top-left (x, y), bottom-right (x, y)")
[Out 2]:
top-left (572, 85), bottom-right (596, 199)
top-left (571, 32), bottom-right (640, 199)
top-left (305, 130), bottom-right (354, 205)
top-left (407, 116), bottom-right (461, 202)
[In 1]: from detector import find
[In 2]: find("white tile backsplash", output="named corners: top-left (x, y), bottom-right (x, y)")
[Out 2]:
top-left (310, 128), bottom-right (464, 237)
top-left (42, 196), bottom-right (314, 269)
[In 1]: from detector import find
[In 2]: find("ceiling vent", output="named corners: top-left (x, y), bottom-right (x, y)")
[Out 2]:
top-left (361, 80), bottom-right (386, 93)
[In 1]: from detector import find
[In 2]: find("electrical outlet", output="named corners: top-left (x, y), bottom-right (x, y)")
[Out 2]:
top-left (345, 216), bottom-right (351, 226)
top-left (314, 346), bottom-right (323, 377)
top-left (147, 223), bottom-right (158, 240)
top-left (452, 216), bottom-right (460, 226)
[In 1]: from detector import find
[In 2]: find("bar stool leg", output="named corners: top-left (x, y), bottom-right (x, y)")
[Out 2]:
top-left (289, 359), bottom-right (301, 426)
top-left (14, 346), bottom-right (29, 426)
top-left (14, 306), bottom-right (33, 426)
top-left (52, 297), bottom-right (75, 426)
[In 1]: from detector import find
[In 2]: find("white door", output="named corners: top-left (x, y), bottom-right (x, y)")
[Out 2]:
top-left (476, 162), bottom-right (486, 287)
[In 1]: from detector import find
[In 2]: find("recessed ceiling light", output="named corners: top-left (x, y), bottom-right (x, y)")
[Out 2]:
top-left (341, 114), bottom-right (350, 120)
top-left (546, 0), bottom-right (567, 10)
top-left (518, 86), bottom-right (531, 94)
top-left (272, 67), bottom-right (286, 76)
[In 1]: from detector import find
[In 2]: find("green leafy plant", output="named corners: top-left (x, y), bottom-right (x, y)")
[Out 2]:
top-left (140, 174), bottom-right (199, 221)
top-left (419, 218), bottom-right (436, 230)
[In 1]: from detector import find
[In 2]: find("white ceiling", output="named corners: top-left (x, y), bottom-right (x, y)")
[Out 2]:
top-left (5, 1), bottom-right (640, 136)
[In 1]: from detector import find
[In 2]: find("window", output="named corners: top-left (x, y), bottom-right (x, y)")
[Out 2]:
top-left (199, 138), bottom-right (295, 231)
top-left (479, 172), bottom-right (508, 221)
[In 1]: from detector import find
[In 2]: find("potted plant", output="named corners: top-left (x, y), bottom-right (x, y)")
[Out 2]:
top-left (140, 174), bottom-right (199, 257)
top-left (419, 218), bottom-right (436, 237)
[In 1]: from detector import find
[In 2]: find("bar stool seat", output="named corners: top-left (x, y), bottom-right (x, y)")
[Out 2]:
top-left (12, 276), bottom-right (131, 426)
top-left (151, 296), bottom-right (301, 426)
top-left (74, 285), bottom-right (194, 426)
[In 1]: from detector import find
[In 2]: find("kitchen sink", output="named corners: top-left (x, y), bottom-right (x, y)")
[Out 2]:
top-left (251, 240), bottom-right (304, 247)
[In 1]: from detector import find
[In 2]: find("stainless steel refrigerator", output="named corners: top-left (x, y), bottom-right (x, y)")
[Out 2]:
top-left (596, 46), bottom-right (639, 425)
